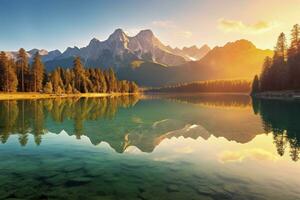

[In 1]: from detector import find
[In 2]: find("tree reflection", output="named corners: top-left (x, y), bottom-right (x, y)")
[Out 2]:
top-left (0, 95), bottom-right (139, 145)
top-left (151, 93), bottom-right (252, 108)
top-left (252, 98), bottom-right (300, 161)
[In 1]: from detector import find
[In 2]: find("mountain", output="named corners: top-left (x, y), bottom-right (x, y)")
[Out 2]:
top-left (195, 39), bottom-right (273, 79)
top-left (168, 44), bottom-right (211, 61)
top-left (3, 30), bottom-right (272, 87)
top-left (5, 49), bottom-right (62, 62)
top-left (46, 29), bottom-right (188, 70)
top-left (118, 39), bottom-right (273, 87)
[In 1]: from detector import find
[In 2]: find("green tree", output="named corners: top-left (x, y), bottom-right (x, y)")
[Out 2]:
top-left (0, 52), bottom-right (18, 92)
top-left (251, 75), bottom-right (260, 95)
top-left (66, 84), bottom-right (73, 94)
top-left (106, 68), bottom-right (117, 92)
top-left (16, 48), bottom-right (30, 92)
top-left (129, 81), bottom-right (139, 93)
top-left (0, 52), bottom-right (9, 91)
top-left (31, 52), bottom-right (44, 92)
top-left (260, 56), bottom-right (272, 91)
top-left (51, 69), bottom-right (64, 93)
top-left (288, 24), bottom-right (300, 88)
top-left (272, 33), bottom-right (288, 90)
top-left (73, 57), bottom-right (85, 92)
top-left (7, 59), bottom-right (18, 92)
top-left (44, 81), bottom-right (53, 94)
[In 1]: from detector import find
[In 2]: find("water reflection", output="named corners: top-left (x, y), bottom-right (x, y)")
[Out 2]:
top-left (0, 95), bottom-right (300, 162)
top-left (1, 95), bottom-right (300, 200)
top-left (252, 98), bottom-right (300, 161)
top-left (0, 96), bottom-right (139, 146)
top-left (147, 93), bottom-right (252, 108)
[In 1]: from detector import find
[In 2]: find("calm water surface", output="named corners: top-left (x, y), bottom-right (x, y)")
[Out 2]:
top-left (0, 94), bottom-right (299, 200)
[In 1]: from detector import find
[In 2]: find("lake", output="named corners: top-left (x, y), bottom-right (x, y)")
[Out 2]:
top-left (0, 94), bottom-right (299, 200)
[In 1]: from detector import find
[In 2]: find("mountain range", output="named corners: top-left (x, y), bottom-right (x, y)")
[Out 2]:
top-left (5, 29), bottom-right (273, 87)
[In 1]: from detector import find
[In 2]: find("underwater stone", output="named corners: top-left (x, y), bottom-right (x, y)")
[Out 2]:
top-left (167, 184), bottom-right (179, 192)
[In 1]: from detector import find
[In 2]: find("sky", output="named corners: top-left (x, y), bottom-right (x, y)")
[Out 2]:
top-left (1, 0), bottom-right (300, 52)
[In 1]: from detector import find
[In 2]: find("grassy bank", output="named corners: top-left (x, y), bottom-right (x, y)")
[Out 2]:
top-left (253, 90), bottom-right (300, 100)
top-left (0, 92), bottom-right (138, 100)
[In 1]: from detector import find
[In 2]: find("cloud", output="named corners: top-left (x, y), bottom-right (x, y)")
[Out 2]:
top-left (218, 19), bottom-right (277, 34)
top-left (180, 31), bottom-right (193, 39)
top-left (219, 148), bottom-right (278, 163)
top-left (151, 20), bottom-right (193, 39)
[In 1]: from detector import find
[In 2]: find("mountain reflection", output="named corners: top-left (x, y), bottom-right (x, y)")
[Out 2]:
top-left (0, 95), bottom-right (300, 161)
top-left (252, 98), bottom-right (300, 161)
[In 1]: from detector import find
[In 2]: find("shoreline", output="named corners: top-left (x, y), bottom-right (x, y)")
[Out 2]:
top-left (252, 91), bottom-right (300, 100)
top-left (0, 92), bottom-right (138, 100)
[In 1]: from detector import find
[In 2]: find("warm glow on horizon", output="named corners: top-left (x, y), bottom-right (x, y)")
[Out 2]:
top-left (1, 0), bottom-right (300, 51)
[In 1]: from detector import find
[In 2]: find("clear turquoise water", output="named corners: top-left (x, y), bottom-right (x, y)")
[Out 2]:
top-left (0, 94), bottom-right (299, 200)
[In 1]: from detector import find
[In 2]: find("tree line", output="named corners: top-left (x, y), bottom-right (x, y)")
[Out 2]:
top-left (0, 49), bottom-right (139, 94)
top-left (252, 24), bottom-right (300, 93)
top-left (148, 79), bottom-right (251, 93)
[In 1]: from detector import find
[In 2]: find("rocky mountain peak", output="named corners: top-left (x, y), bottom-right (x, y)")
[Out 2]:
top-left (108, 28), bottom-right (128, 42)
top-left (136, 29), bottom-right (154, 39)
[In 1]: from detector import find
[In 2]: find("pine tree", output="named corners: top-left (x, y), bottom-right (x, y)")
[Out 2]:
top-left (288, 24), bottom-right (300, 88)
top-left (44, 82), bottom-right (53, 94)
top-left (272, 33), bottom-right (288, 90)
top-left (96, 69), bottom-right (107, 93)
top-left (66, 84), bottom-right (73, 94)
top-left (0, 52), bottom-right (18, 92)
top-left (73, 57), bottom-right (85, 92)
top-left (31, 52), bottom-right (44, 92)
top-left (51, 69), bottom-right (63, 93)
top-left (129, 82), bottom-right (139, 93)
top-left (260, 56), bottom-right (272, 91)
top-left (274, 32), bottom-right (287, 64)
top-left (7, 59), bottom-right (18, 92)
top-left (251, 75), bottom-right (260, 95)
top-left (0, 51), bottom-right (8, 91)
top-left (16, 48), bottom-right (30, 92)
top-left (106, 68), bottom-right (117, 92)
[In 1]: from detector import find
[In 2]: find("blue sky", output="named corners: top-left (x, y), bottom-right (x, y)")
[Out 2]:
top-left (1, 0), bottom-right (299, 51)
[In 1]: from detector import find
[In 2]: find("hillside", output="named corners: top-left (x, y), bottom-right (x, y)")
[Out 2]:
top-left (117, 40), bottom-right (273, 87)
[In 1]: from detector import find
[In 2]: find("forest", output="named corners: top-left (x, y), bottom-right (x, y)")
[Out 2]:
top-left (148, 79), bottom-right (251, 93)
top-left (252, 24), bottom-right (300, 94)
top-left (0, 49), bottom-right (139, 94)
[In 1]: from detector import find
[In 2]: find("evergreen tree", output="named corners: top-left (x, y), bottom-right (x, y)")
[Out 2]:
top-left (288, 24), bottom-right (300, 88)
top-left (16, 48), bottom-right (30, 92)
top-left (106, 68), bottom-right (117, 92)
top-left (66, 84), bottom-right (73, 94)
top-left (129, 82), bottom-right (139, 93)
top-left (7, 59), bottom-right (18, 92)
top-left (44, 82), bottom-right (53, 94)
top-left (0, 51), bottom-right (8, 91)
top-left (51, 69), bottom-right (64, 93)
top-left (64, 68), bottom-right (74, 89)
top-left (73, 57), bottom-right (85, 92)
top-left (251, 75), bottom-right (260, 95)
top-left (96, 69), bottom-right (107, 93)
top-left (272, 33), bottom-right (288, 90)
top-left (31, 52), bottom-right (44, 92)
top-left (260, 56), bottom-right (272, 91)
top-left (0, 52), bottom-right (18, 92)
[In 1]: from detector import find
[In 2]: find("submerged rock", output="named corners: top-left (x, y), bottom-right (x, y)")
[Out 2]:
top-left (167, 184), bottom-right (179, 192)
